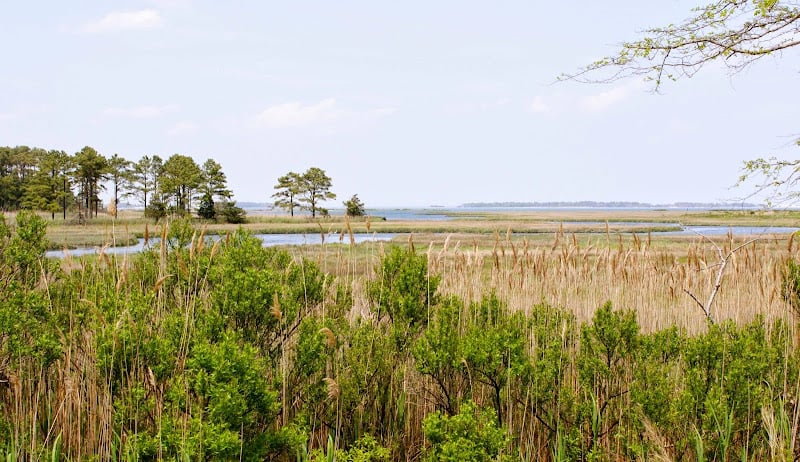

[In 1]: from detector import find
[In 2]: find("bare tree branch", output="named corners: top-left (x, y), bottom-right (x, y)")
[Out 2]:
top-left (562, 1), bottom-right (800, 90)
top-left (564, 1), bottom-right (800, 206)
top-left (683, 231), bottom-right (760, 323)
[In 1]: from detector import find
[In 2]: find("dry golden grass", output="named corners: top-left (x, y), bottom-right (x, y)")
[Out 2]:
top-left (415, 230), bottom-right (797, 334)
top-left (42, 205), bottom-right (799, 335)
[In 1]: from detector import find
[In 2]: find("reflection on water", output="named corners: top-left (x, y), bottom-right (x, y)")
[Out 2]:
top-left (46, 233), bottom-right (397, 258)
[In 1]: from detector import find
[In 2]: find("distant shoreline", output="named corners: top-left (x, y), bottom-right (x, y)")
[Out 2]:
top-left (459, 201), bottom-right (763, 209)
top-left (116, 201), bottom-right (772, 212)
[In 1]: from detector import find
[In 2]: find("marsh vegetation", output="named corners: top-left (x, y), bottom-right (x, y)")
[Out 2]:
top-left (2, 209), bottom-right (800, 461)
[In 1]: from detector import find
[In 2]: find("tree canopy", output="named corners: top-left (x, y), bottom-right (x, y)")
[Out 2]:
top-left (272, 172), bottom-right (303, 217)
top-left (273, 168), bottom-right (336, 218)
top-left (299, 167), bottom-right (336, 218)
top-left (160, 154), bottom-right (202, 215)
top-left (0, 146), bottom-right (244, 222)
top-left (74, 146), bottom-right (109, 218)
top-left (344, 194), bottom-right (366, 217)
top-left (130, 155), bottom-right (164, 214)
top-left (200, 158), bottom-right (232, 202)
top-left (107, 154), bottom-right (132, 219)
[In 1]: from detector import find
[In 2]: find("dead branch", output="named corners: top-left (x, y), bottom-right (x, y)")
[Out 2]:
top-left (683, 228), bottom-right (760, 323)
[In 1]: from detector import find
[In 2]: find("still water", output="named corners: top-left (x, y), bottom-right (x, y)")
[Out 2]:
top-left (46, 225), bottom-right (800, 258)
top-left (46, 233), bottom-right (396, 258)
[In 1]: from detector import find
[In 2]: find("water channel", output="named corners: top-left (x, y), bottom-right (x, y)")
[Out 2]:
top-left (45, 225), bottom-right (799, 258)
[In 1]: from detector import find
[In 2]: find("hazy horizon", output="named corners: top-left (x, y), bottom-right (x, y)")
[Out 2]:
top-left (3, 2), bottom-right (797, 207)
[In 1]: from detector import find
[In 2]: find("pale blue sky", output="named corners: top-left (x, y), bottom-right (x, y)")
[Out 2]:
top-left (2, 1), bottom-right (798, 207)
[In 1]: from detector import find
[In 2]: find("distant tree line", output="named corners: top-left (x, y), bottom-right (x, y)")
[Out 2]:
top-left (0, 146), bottom-right (245, 223)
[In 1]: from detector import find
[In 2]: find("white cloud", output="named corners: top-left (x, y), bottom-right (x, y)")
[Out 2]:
top-left (167, 121), bottom-right (196, 135)
top-left (580, 87), bottom-right (630, 112)
top-left (83, 9), bottom-right (163, 33)
top-left (256, 99), bottom-right (339, 128)
top-left (148, 0), bottom-right (191, 8)
top-left (528, 96), bottom-right (550, 114)
top-left (254, 99), bottom-right (395, 130)
top-left (103, 104), bottom-right (178, 118)
top-left (579, 81), bottom-right (644, 113)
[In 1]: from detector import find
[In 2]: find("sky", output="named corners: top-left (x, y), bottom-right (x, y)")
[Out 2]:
top-left (1, 1), bottom-right (798, 207)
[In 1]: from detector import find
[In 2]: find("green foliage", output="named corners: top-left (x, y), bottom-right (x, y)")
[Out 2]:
top-left (575, 303), bottom-right (640, 458)
top-left (333, 319), bottom-right (402, 447)
top-left (0, 211), bottom-right (53, 288)
top-left (522, 301), bottom-right (577, 448)
top-left (199, 158), bottom-right (232, 201)
top-left (73, 145), bottom-right (109, 218)
top-left (308, 434), bottom-right (390, 462)
top-left (160, 154), bottom-right (202, 215)
top-left (185, 335), bottom-right (279, 459)
top-left (273, 171), bottom-right (303, 216)
top-left (273, 167), bottom-right (336, 218)
top-left (107, 153), bottom-right (133, 218)
top-left (423, 401), bottom-right (509, 462)
top-left (461, 294), bottom-right (530, 426)
top-left (131, 154), bottom-right (164, 211)
top-left (6, 205), bottom-right (800, 461)
top-left (630, 327), bottom-right (684, 428)
top-left (578, 302), bottom-right (639, 389)
top-left (344, 194), bottom-right (366, 217)
top-left (165, 216), bottom-right (196, 250)
top-left (217, 200), bottom-right (247, 224)
top-left (144, 197), bottom-right (167, 222)
top-left (782, 256), bottom-right (800, 317)
top-left (0, 146), bottom-right (37, 210)
top-left (206, 230), bottom-right (327, 355)
top-left (20, 149), bottom-right (73, 219)
top-left (368, 245), bottom-right (439, 328)
top-left (299, 167), bottom-right (336, 218)
top-left (197, 192), bottom-right (216, 220)
top-left (675, 318), bottom-right (790, 460)
top-left (414, 296), bottom-right (467, 414)
top-left (0, 212), bottom-right (62, 454)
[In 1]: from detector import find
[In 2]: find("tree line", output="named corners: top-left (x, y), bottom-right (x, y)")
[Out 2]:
top-left (2, 145), bottom-right (365, 222)
top-left (272, 167), bottom-right (365, 218)
top-left (0, 146), bottom-right (244, 223)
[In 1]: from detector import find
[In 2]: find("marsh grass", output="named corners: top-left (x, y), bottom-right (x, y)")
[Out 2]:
top-left (427, 229), bottom-right (796, 334)
top-left (42, 208), bottom-right (796, 250)
top-left (5, 210), bottom-right (800, 460)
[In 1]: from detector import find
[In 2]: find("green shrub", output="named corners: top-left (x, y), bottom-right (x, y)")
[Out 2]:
top-left (423, 400), bottom-right (509, 462)
top-left (368, 245), bottom-right (439, 326)
top-left (206, 230), bottom-right (327, 356)
top-left (217, 200), bottom-right (247, 224)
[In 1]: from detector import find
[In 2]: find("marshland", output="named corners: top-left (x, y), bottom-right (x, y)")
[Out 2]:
top-left (4, 0), bottom-right (800, 458)
top-left (3, 207), bottom-right (800, 460)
